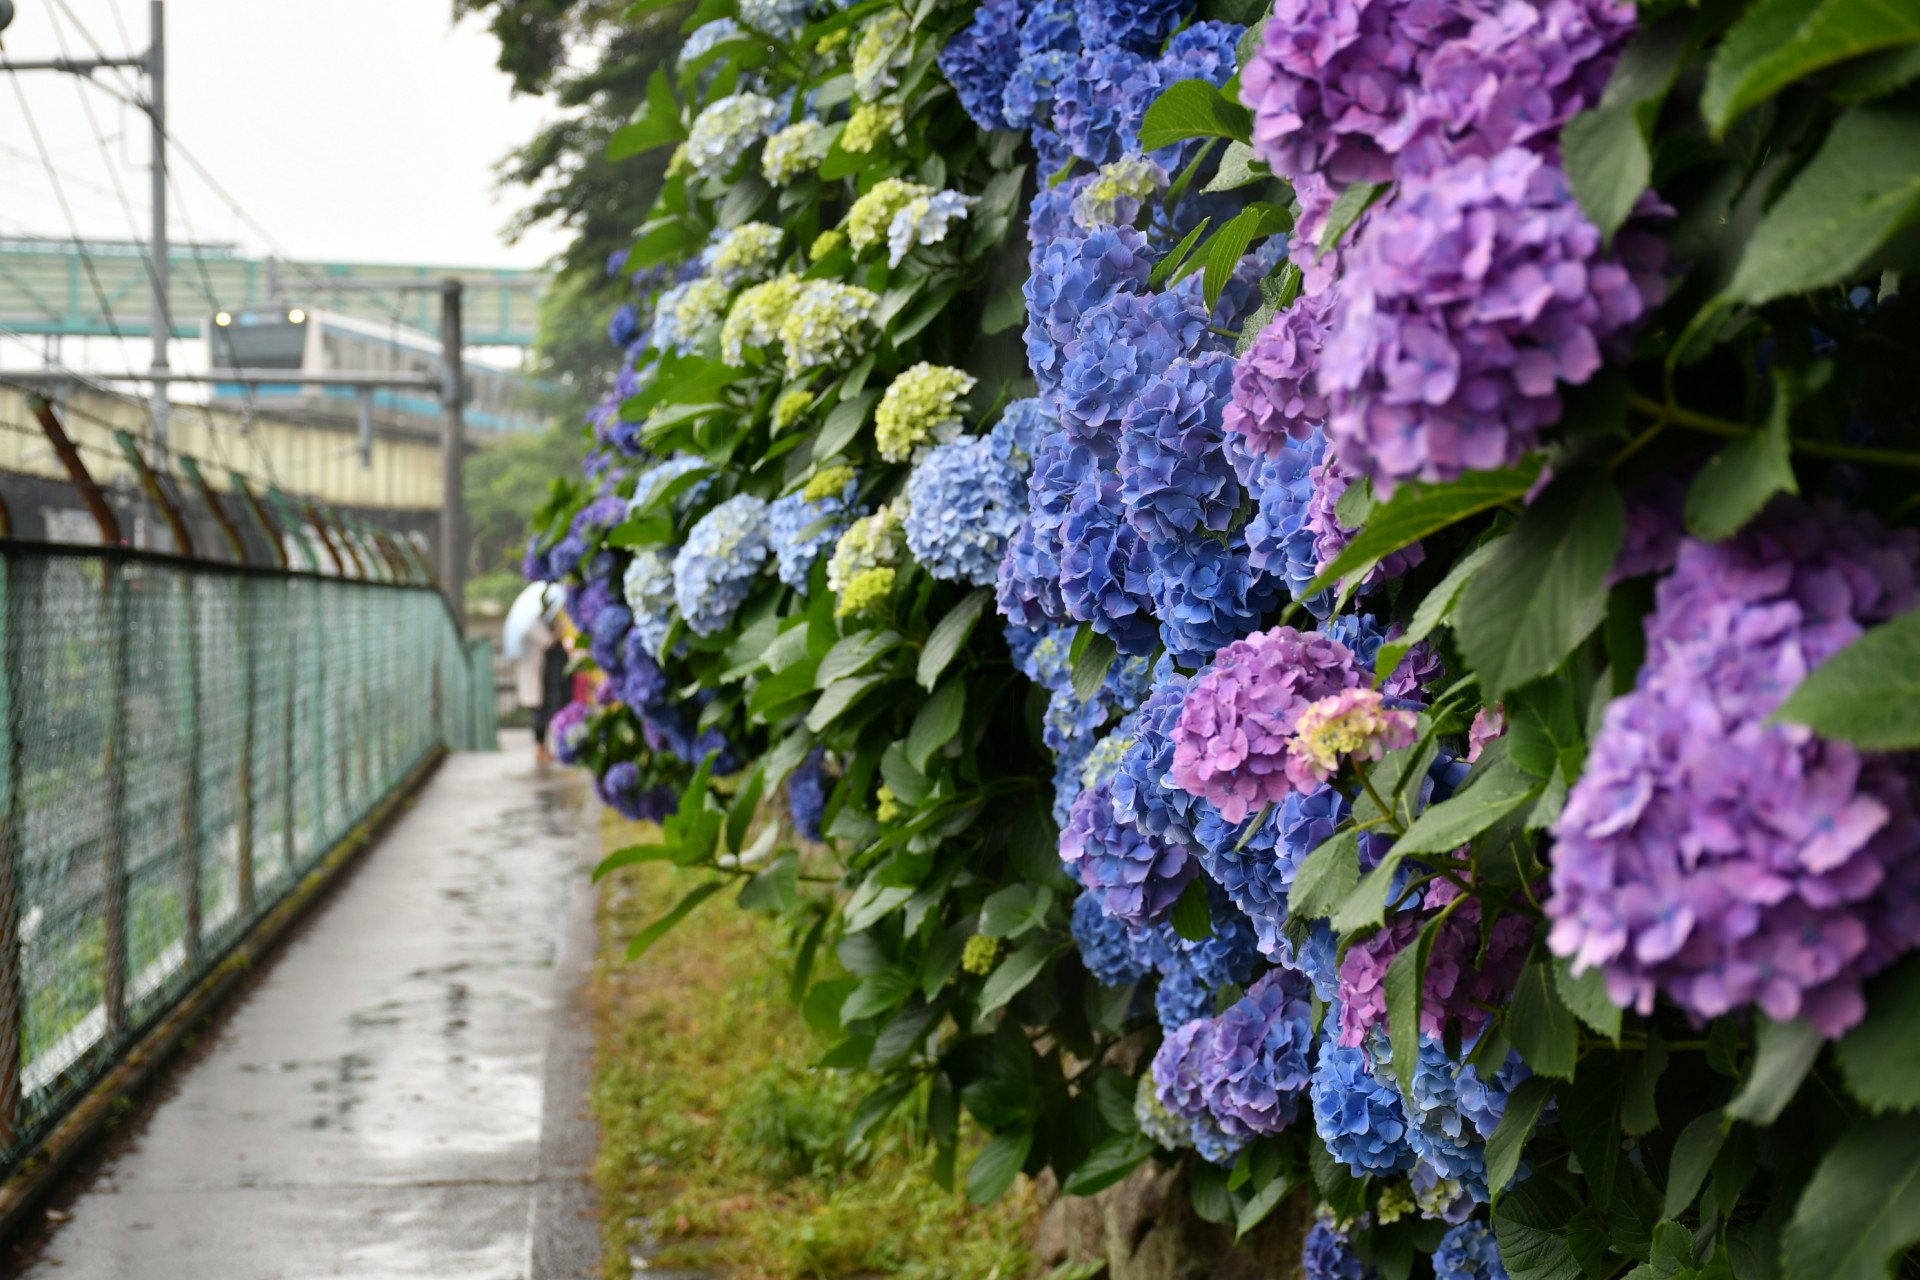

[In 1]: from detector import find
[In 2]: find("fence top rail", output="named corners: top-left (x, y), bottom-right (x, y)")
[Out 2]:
top-left (0, 537), bottom-right (469, 631)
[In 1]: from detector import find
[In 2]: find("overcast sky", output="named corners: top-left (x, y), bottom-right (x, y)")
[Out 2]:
top-left (0, 0), bottom-right (573, 268)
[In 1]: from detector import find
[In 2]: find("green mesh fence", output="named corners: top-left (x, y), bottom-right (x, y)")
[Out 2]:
top-left (0, 545), bottom-right (495, 1175)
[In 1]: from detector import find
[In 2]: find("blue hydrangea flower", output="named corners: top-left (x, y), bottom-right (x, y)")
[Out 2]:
top-left (1200, 966), bottom-right (1316, 1138)
top-left (1401, 1037), bottom-right (1493, 1202)
top-left (1019, 0), bottom-right (1080, 57)
top-left (679, 16), bottom-right (742, 67)
top-left (788, 748), bottom-right (830, 840)
top-left (643, 696), bottom-right (737, 773)
top-left (769, 482), bottom-right (856, 592)
top-left (629, 455), bottom-right (714, 518)
top-left (906, 434), bottom-right (1027, 585)
top-left (1074, 0), bottom-right (1187, 52)
top-left (1152, 1018), bottom-right (1248, 1167)
top-left (1119, 352), bottom-right (1244, 544)
top-left (1073, 890), bottom-right (1153, 987)
top-left (1234, 428), bottom-right (1331, 612)
top-left (1298, 918), bottom-right (1342, 1002)
top-left (1152, 887), bottom-right (1260, 1031)
top-left (1435, 1221), bottom-right (1509, 1280)
top-left (1058, 287), bottom-right (1215, 440)
top-left (1060, 483), bottom-right (1160, 654)
top-left (997, 427), bottom-right (1081, 627)
top-left (989, 396), bottom-right (1051, 468)
top-left (1311, 1034), bottom-right (1417, 1177)
top-left (1112, 658), bottom-right (1210, 848)
top-left (1025, 225), bottom-right (1154, 402)
top-left (673, 495), bottom-right (771, 637)
top-left (1053, 46), bottom-right (1160, 166)
top-left (939, 0), bottom-right (1024, 131)
top-left (1062, 773), bottom-right (1197, 929)
top-left (739, 0), bottom-right (806, 38)
top-left (614, 635), bottom-right (669, 712)
top-left (589, 603), bottom-right (634, 674)
top-left (1148, 532), bottom-right (1285, 666)
top-left (623, 546), bottom-right (677, 660)
top-left (609, 303), bottom-right (643, 350)
top-left (1161, 20), bottom-right (1243, 87)
top-left (1303, 1214), bottom-right (1373, 1280)
top-left (598, 762), bottom-right (678, 823)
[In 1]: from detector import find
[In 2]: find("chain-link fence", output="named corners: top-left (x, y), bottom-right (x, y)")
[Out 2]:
top-left (0, 542), bottom-right (495, 1176)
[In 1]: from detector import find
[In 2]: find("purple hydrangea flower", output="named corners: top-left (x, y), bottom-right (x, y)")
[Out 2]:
top-left (1339, 878), bottom-right (1533, 1049)
top-left (1152, 1018), bottom-right (1247, 1166)
top-left (1062, 773), bottom-right (1198, 928)
top-left (1198, 967), bottom-right (1316, 1138)
top-left (1309, 443), bottom-right (1428, 589)
top-left (1170, 625), bottom-right (1365, 823)
top-left (550, 700), bottom-right (590, 765)
top-left (614, 637), bottom-right (670, 712)
top-left (788, 747), bottom-right (829, 840)
top-left (1325, 611), bottom-right (1446, 700)
top-left (1320, 148), bottom-right (1666, 497)
top-left (597, 762), bottom-right (678, 823)
top-left (1225, 289), bottom-right (1336, 463)
top-left (1549, 499), bottom-right (1920, 1037)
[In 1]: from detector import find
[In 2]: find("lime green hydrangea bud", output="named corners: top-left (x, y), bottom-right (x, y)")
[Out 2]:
top-left (778, 280), bottom-right (879, 375)
top-left (774, 390), bottom-right (813, 431)
top-left (961, 934), bottom-right (1000, 976)
top-left (1081, 732), bottom-right (1133, 789)
top-left (663, 276), bottom-right (730, 347)
top-left (876, 784), bottom-right (903, 823)
top-left (1375, 1182), bottom-right (1416, 1226)
top-left (721, 273), bottom-right (803, 367)
top-left (803, 464), bottom-right (857, 503)
top-left (710, 221), bottom-right (783, 289)
top-left (874, 362), bottom-right (975, 462)
top-left (762, 119), bottom-right (828, 186)
top-left (827, 499), bottom-right (904, 598)
top-left (814, 26), bottom-right (850, 54)
top-left (1074, 156), bottom-right (1169, 227)
top-left (851, 8), bottom-right (911, 100)
top-left (841, 102), bottom-right (904, 154)
top-left (809, 229), bottom-right (847, 262)
top-left (846, 177), bottom-right (934, 254)
top-left (836, 566), bottom-right (895, 617)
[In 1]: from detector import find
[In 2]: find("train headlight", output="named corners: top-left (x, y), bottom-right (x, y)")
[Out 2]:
top-left (214, 311), bottom-right (232, 327)
top-left (288, 308), bottom-right (307, 324)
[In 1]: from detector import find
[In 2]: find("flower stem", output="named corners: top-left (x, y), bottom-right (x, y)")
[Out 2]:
top-left (1353, 760), bottom-right (1404, 834)
top-left (1627, 391), bottom-right (1920, 470)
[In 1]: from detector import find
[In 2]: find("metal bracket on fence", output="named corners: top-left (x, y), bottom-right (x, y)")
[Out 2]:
top-left (111, 432), bottom-right (195, 559)
top-left (27, 395), bottom-right (122, 545)
top-left (227, 474), bottom-right (288, 570)
top-left (325, 510), bottom-right (371, 579)
top-left (373, 530), bottom-right (416, 584)
top-left (350, 517), bottom-right (396, 583)
top-left (265, 488), bottom-right (321, 574)
top-left (177, 458), bottom-right (248, 563)
top-left (303, 504), bottom-right (347, 577)
top-left (0, 492), bottom-right (12, 538)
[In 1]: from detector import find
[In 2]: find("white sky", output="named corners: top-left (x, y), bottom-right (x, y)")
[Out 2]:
top-left (0, 0), bottom-right (573, 268)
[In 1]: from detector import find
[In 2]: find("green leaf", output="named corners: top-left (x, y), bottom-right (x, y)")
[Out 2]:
top-left (1561, 17), bottom-right (1690, 239)
top-left (918, 587), bottom-right (991, 689)
top-left (1726, 1017), bottom-right (1824, 1126)
top-left (725, 766), bottom-right (767, 854)
top-left (1495, 1177), bottom-right (1589, 1280)
top-left (1139, 78), bottom-right (1254, 151)
top-left (1318, 180), bottom-right (1387, 259)
top-left (1703, 0), bottom-right (1920, 135)
top-left (1062, 1132), bottom-right (1155, 1196)
top-left (1372, 538), bottom-right (1503, 684)
top-left (1781, 1114), bottom-right (1920, 1280)
top-left (1288, 829), bottom-right (1361, 922)
top-left (1202, 141), bottom-right (1267, 193)
top-left (907, 681), bottom-right (966, 772)
top-left (1664, 1108), bottom-right (1728, 1219)
top-left (1623, 1036), bottom-right (1669, 1136)
top-left (807, 672), bottom-right (886, 732)
top-left (870, 998), bottom-right (945, 1069)
top-left (1236, 1164), bottom-right (1303, 1241)
top-left (1486, 1076), bottom-right (1555, 1202)
top-left (1686, 372), bottom-right (1801, 541)
top-left (967, 1127), bottom-right (1035, 1204)
top-left (1833, 41), bottom-right (1920, 101)
top-left (594, 840), bottom-right (678, 881)
top-left (1772, 606), bottom-right (1920, 749)
top-left (847, 1077), bottom-right (916, 1146)
top-left (815, 389), bottom-right (879, 460)
top-left (1385, 921), bottom-right (1436, 1097)
top-left (625, 880), bottom-right (725, 960)
top-left (1726, 105), bottom-right (1920, 306)
top-left (1553, 955), bottom-right (1622, 1044)
top-left (978, 938), bottom-right (1056, 1013)
top-left (1456, 471), bottom-right (1625, 700)
top-left (1071, 631), bottom-right (1119, 705)
top-left (1509, 959), bottom-right (1580, 1080)
top-left (737, 850), bottom-right (799, 912)
top-left (1836, 953), bottom-right (1920, 1112)
top-left (1391, 753), bottom-right (1543, 856)
top-left (1559, 1052), bottom-right (1626, 1212)
top-left (607, 68), bottom-right (685, 159)
top-left (1308, 463), bottom-right (1543, 596)
top-left (1171, 875), bottom-right (1215, 941)
top-left (1202, 202), bottom-right (1293, 314)
top-left (1149, 216), bottom-right (1213, 290)
top-left (816, 628), bottom-right (901, 688)
top-left (842, 969), bottom-right (914, 1022)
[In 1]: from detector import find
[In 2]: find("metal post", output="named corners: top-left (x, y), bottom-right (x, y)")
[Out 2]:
top-left (0, 560), bottom-right (26, 1146)
top-left (147, 1), bottom-right (170, 454)
top-left (178, 570), bottom-right (201, 972)
top-left (439, 280), bottom-right (465, 620)
top-left (236, 578), bottom-right (254, 918)
top-left (357, 390), bottom-right (374, 470)
top-left (112, 432), bottom-right (192, 557)
top-left (102, 561), bottom-right (129, 1040)
top-left (267, 488), bottom-right (320, 574)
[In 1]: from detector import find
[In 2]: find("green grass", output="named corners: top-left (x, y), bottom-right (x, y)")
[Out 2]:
top-left (592, 815), bottom-right (1039, 1280)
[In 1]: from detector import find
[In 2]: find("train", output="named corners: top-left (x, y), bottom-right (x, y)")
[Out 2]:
top-left (207, 304), bottom-right (540, 437)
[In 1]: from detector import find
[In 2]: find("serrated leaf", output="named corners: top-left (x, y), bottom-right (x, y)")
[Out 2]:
top-left (1703, 0), bottom-right (1920, 135)
top-left (807, 672), bottom-right (886, 732)
top-left (1623, 1036), bottom-right (1669, 1136)
top-left (1202, 202), bottom-right (1293, 314)
top-left (1487, 1076), bottom-right (1555, 1202)
top-left (1386, 921), bottom-right (1436, 1096)
top-left (1202, 141), bottom-right (1266, 193)
top-left (1562, 17), bottom-right (1690, 239)
top-left (1560, 1052), bottom-right (1626, 1211)
top-left (1150, 216), bottom-right (1212, 290)
top-left (1553, 955), bottom-right (1623, 1044)
top-left (1726, 105), bottom-right (1920, 305)
top-left (1780, 1114), bottom-right (1920, 1280)
top-left (978, 938), bottom-right (1056, 1013)
top-left (1664, 1108), bottom-right (1728, 1219)
top-left (1391, 753), bottom-right (1542, 856)
top-left (1456, 471), bottom-right (1624, 700)
top-left (1510, 959), bottom-right (1580, 1080)
top-left (1309, 463), bottom-right (1543, 595)
top-left (1686, 372), bottom-right (1800, 541)
top-left (608, 68), bottom-right (685, 159)
top-left (738, 851), bottom-right (799, 912)
top-left (1137, 77), bottom-right (1254, 151)
top-left (1835, 953), bottom-right (1920, 1112)
top-left (1288, 829), bottom-right (1361, 922)
top-left (1062, 1132), bottom-right (1154, 1196)
top-left (1171, 875), bottom-right (1214, 941)
top-left (870, 998), bottom-right (944, 1069)
top-left (1495, 1177), bottom-right (1589, 1280)
top-left (918, 587), bottom-right (990, 689)
top-left (816, 628), bottom-right (901, 688)
top-left (967, 1127), bottom-right (1034, 1204)
top-left (847, 1077), bottom-right (915, 1145)
top-left (1236, 1164), bottom-right (1302, 1240)
top-left (1772, 606), bottom-right (1920, 749)
top-left (815, 389), bottom-right (879, 460)
top-left (907, 680), bottom-right (966, 772)
top-left (1071, 631), bottom-right (1119, 705)
top-left (626, 881), bottom-right (724, 960)
top-left (1372, 538), bottom-right (1503, 684)
top-left (1726, 1017), bottom-right (1823, 1126)
top-left (1317, 180), bottom-right (1386, 259)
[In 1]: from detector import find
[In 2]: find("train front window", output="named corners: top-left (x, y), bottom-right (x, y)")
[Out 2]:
top-left (210, 315), bottom-right (305, 370)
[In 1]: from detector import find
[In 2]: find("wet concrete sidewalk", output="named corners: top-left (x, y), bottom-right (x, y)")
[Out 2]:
top-left (17, 734), bottom-right (605, 1280)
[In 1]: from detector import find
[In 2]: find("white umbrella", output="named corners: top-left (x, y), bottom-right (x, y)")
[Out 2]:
top-left (502, 581), bottom-right (560, 661)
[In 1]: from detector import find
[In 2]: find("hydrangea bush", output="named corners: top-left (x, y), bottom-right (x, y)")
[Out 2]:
top-left (520, 0), bottom-right (1920, 1273)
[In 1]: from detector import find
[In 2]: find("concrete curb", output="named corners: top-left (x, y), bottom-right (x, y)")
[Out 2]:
top-left (0, 746), bottom-right (448, 1248)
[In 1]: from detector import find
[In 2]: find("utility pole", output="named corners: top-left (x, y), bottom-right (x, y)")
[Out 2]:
top-left (146, 2), bottom-right (170, 453)
top-left (439, 279), bottom-right (465, 618)
top-left (0, 1), bottom-right (171, 453)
